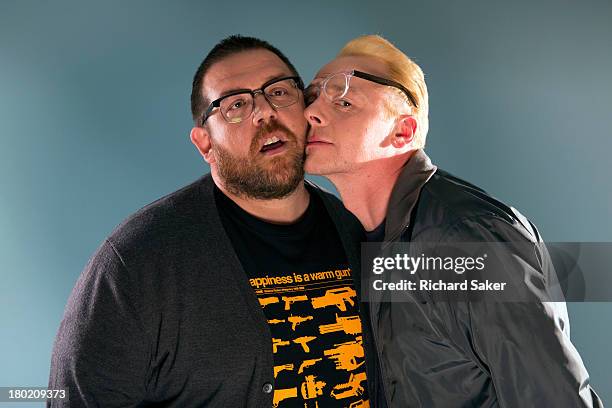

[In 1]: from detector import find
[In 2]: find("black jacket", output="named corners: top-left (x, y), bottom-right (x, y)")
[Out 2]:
top-left (322, 149), bottom-right (603, 407)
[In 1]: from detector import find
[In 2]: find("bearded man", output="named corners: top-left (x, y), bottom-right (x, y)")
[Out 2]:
top-left (47, 35), bottom-right (383, 408)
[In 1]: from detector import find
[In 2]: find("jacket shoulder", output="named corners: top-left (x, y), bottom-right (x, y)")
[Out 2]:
top-left (414, 169), bottom-right (541, 241)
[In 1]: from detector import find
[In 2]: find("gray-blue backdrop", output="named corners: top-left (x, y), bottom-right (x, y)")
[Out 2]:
top-left (1, 0), bottom-right (611, 403)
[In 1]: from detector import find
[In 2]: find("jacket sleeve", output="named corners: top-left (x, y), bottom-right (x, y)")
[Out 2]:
top-left (47, 239), bottom-right (149, 407)
top-left (442, 215), bottom-right (603, 407)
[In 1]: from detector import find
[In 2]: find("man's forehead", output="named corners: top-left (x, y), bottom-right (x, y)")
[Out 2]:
top-left (314, 55), bottom-right (388, 81)
top-left (203, 49), bottom-right (293, 97)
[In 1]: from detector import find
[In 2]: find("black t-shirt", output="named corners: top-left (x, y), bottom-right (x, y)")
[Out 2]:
top-left (365, 219), bottom-right (386, 243)
top-left (215, 185), bottom-right (369, 408)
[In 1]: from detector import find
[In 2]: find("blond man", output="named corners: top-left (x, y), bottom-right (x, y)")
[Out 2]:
top-left (304, 35), bottom-right (602, 407)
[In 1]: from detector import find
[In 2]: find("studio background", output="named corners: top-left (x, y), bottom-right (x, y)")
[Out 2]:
top-left (1, 0), bottom-right (611, 403)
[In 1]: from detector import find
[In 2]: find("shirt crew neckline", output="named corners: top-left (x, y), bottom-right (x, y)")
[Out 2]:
top-left (213, 183), bottom-right (318, 237)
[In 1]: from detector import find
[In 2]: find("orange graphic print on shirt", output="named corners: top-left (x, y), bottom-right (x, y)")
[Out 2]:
top-left (251, 268), bottom-right (369, 408)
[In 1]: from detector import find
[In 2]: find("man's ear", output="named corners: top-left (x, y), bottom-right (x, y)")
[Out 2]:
top-left (190, 126), bottom-right (215, 164)
top-left (391, 115), bottom-right (417, 149)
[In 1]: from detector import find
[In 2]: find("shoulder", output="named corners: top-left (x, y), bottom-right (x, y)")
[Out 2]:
top-left (414, 169), bottom-right (541, 242)
top-left (106, 174), bottom-right (216, 258)
top-left (423, 169), bottom-right (513, 221)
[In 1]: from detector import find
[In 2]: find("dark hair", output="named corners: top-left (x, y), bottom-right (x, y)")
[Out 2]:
top-left (190, 35), bottom-right (300, 125)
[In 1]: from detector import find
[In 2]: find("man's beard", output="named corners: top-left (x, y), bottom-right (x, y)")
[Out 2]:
top-left (213, 120), bottom-right (305, 200)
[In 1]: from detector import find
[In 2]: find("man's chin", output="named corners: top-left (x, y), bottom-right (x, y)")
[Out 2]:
top-left (256, 158), bottom-right (305, 193)
top-left (266, 165), bottom-right (304, 186)
top-left (247, 171), bottom-right (304, 200)
top-left (304, 156), bottom-right (328, 176)
top-left (256, 145), bottom-right (304, 169)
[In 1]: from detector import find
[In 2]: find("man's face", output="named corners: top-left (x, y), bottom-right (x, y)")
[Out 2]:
top-left (197, 49), bottom-right (308, 199)
top-left (303, 55), bottom-right (404, 176)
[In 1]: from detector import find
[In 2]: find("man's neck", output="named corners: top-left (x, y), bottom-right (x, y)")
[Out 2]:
top-left (212, 172), bottom-right (310, 225)
top-left (329, 151), bottom-right (414, 232)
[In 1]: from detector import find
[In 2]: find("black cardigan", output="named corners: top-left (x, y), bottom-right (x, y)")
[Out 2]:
top-left (47, 174), bottom-right (385, 407)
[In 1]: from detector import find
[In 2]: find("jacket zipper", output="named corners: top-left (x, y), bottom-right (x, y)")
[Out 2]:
top-left (367, 298), bottom-right (391, 407)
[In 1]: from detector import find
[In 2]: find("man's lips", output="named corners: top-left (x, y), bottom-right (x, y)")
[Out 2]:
top-left (258, 132), bottom-right (288, 152)
top-left (306, 134), bottom-right (332, 146)
top-left (260, 141), bottom-right (287, 155)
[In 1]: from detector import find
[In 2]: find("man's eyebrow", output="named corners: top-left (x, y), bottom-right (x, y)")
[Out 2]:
top-left (309, 72), bottom-right (366, 95)
top-left (307, 79), bottom-right (367, 98)
top-left (217, 73), bottom-right (291, 98)
top-left (346, 84), bottom-right (366, 98)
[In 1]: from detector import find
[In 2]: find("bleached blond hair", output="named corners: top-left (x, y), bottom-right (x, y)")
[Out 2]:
top-left (338, 35), bottom-right (429, 148)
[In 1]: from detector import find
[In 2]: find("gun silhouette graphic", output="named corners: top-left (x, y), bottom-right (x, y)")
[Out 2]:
top-left (298, 358), bottom-right (322, 374)
top-left (287, 314), bottom-right (313, 330)
top-left (274, 363), bottom-right (294, 378)
top-left (319, 314), bottom-right (362, 335)
top-left (300, 374), bottom-right (326, 399)
top-left (324, 336), bottom-right (364, 371)
top-left (293, 335), bottom-right (316, 352)
top-left (259, 296), bottom-right (279, 307)
top-left (281, 295), bottom-right (308, 310)
top-left (272, 387), bottom-right (297, 407)
top-left (331, 372), bottom-right (367, 399)
top-left (349, 399), bottom-right (370, 408)
top-left (272, 337), bottom-right (291, 353)
top-left (311, 287), bottom-right (356, 311)
top-left (268, 318), bottom-right (286, 325)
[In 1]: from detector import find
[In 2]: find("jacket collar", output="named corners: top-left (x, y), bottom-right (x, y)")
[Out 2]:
top-left (384, 149), bottom-right (437, 242)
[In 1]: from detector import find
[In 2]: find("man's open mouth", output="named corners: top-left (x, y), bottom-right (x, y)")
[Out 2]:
top-left (260, 136), bottom-right (286, 153)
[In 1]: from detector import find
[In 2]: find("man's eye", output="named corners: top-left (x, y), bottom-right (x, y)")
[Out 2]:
top-left (268, 88), bottom-right (288, 97)
top-left (335, 99), bottom-right (352, 108)
top-left (228, 99), bottom-right (246, 110)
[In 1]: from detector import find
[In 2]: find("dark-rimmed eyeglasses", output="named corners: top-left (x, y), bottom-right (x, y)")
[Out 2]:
top-left (305, 70), bottom-right (418, 108)
top-left (201, 76), bottom-right (304, 125)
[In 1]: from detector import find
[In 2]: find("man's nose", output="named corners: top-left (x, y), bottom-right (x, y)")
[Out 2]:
top-left (304, 98), bottom-right (327, 127)
top-left (252, 93), bottom-right (277, 125)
